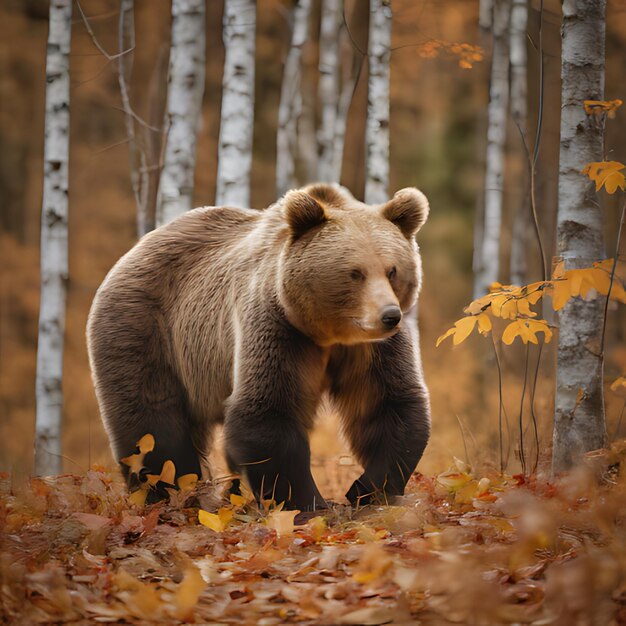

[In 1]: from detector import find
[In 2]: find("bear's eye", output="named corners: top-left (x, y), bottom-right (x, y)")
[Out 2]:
top-left (350, 269), bottom-right (365, 281)
top-left (387, 266), bottom-right (397, 280)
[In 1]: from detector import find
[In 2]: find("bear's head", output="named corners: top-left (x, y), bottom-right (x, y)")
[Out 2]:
top-left (278, 184), bottom-right (429, 346)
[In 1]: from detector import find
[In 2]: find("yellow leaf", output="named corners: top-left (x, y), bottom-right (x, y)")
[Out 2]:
top-left (552, 260), bottom-right (565, 279)
top-left (266, 509), bottom-right (299, 536)
top-left (502, 320), bottom-right (522, 345)
top-left (477, 313), bottom-right (492, 334)
top-left (306, 516), bottom-right (327, 542)
top-left (523, 282), bottom-right (546, 305)
top-left (464, 293), bottom-right (494, 315)
top-left (584, 98), bottom-right (623, 118)
top-left (581, 160), bottom-right (626, 194)
top-left (452, 316), bottom-right (478, 345)
top-left (175, 566), bottom-right (205, 620)
top-left (177, 473), bottom-right (198, 492)
top-left (610, 377), bottom-right (626, 392)
top-left (436, 471), bottom-right (472, 491)
top-left (527, 319), bottom-right (552, 344)
top-left (516, 297), bottom-right (536, 318)
top-left (159, 460), bottom-right (176, 486)
top-left (128, 487), bottom-right (148, 507)
top-left (218, 507), bottom-right (234, 526)
top-left (120, 434), bottom-right (155, 474)
top-left (229, 493), bottom-right (247, 507)
top-left (551, 279), bottom-right (571, 311)
top-left (138, 434), bottom-right (155, 454)
top-left (120, 452), bottom-right (144, 475)
top-left (502, 319), bottom-right (551, 345)
top-left (436, 326), bottom-right (456, 347)
top-left (198, 510), bottom-right (226, 532)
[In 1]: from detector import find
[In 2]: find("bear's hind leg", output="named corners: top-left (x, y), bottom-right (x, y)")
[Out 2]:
top-left (112, 406), bottom-right (204, 500)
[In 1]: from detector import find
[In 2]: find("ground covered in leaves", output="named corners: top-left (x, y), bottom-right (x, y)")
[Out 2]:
top-left (2, 445), bottom-right (626, 625)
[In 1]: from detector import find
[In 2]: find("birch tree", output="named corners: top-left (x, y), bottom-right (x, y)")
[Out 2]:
top-left (508, 0), bottom-right (529, 286)
top-left (117, 0), bottom-right (151, 237)
top-left (364, 0), bottom-right (392, 205)
top-left (553, 0), bottom-right (607, 473)
top-left (474, 0), bottom-right (511, 297)
top-left (216, 0), bottom-right (256, 207)
top-left (472, 0), bottom-right (493, 297)
top-left (317, 0), bottom-right (341, 183)
top-left (35, 0), bottom-right (72, 476)
top-left (276, 0), bottom-right (311, 196)
top-left (156, 0), bottom-right (206, 227)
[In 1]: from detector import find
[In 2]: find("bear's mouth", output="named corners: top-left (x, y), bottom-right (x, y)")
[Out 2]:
top-left (350, 318), bottom-right (400, 341)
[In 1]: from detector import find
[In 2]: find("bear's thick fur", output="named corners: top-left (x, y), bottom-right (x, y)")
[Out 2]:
top-left (87, 184), bottom-right (431, 510)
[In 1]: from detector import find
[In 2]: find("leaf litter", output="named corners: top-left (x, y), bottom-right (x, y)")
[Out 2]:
top-left (2, 442), bottom-right (626, 625)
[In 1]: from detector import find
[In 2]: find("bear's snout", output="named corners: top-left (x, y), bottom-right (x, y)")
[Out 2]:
top-left (381, 305), bottom-right (402, 329)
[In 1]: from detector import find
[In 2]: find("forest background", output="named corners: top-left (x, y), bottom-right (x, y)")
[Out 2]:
top-left (1, 0), bottom-right (626, 496)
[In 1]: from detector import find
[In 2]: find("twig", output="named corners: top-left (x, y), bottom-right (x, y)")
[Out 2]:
top-left (518, 344), bottom-right (531, 475)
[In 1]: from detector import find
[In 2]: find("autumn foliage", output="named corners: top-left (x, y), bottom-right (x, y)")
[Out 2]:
top-left (3, 443), bottom-right (626, 624)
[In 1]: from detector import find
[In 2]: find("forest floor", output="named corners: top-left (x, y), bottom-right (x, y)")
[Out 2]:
top-left (2, 442), bottom-right (626, 626)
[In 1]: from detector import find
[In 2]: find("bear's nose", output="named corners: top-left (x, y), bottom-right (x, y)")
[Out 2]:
top-left (381, 305), bottom-right (402, 329)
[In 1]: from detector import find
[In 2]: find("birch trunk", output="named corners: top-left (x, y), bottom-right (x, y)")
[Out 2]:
top-left (474, 0), bottom-right (510, 297)
top-left (332, 36), bottom-right (359, 185)
top-left (35, 0), bottom-right (72, 476)
top-left (508, 0), bottom-right (528, 285)
top-left (553, 0), bottom-right (607, 473)
top-left (317, 0), bottom-right (341, 183)
top-left (472, 0), bottom-right (494, 298)
top-left (364, 0), bottom-right (391, 205)
top-left (216, 0), bottom-right (256, 207)
top-left (156, 0), bottom-right (206, 226)
top-left (117, 0), bottom-right (150, 237)
top-left (276, 0), bottom-right (311, 196)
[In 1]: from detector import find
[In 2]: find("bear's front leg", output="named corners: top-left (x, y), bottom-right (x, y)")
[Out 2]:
top-left (224, 310), bottom-right (327, 511)
top-left (331, 328), bottom-right (431, 506)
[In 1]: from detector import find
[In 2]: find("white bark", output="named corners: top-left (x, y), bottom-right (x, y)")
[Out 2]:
top-left (216, 0), bottom-right (256, 207)
top-left (553, 0), bottom-right (607, 473)
top-left (365, 0), bottom-right (392, 205)
top-left (35, 0), bottom-right (72, 476)
top-left (474, 0), bottom-right (510, 297)
top-left (509, 0), bottom-right (528, 285)
top-left (276, 0), bottom-right (311, 196)
top-left (479, 0), bottom-right (494, 32)
top-left (156, 0), bottom-right (206, 226)
top-left (317, 0), bottom-right (341, 183)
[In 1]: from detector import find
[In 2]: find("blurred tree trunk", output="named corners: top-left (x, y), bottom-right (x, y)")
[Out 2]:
top-left (216, 0), bottom-right (256, 207)
top-left (35, 0), bottom-right (72, 476)
top-left (156, 0), bottom-right (205, 226)
top-left (317, 0), bottom-right (341, 182)
top-left (117, 0), bottom-right (150, 238)
top-left (364, 0), bottom-right (391, 205)
top-left (553, 0), bottom-right (607, 473)
top-left (333, 12), bottom-right (362, 186)
top-left (508, 0), bottom-right (528, 286)
top-left (276, 0), bottom-right (311, 196)
top-left (472, 0), bottom-right (493, 298)
top-left (474, 0), bottom-right (510, 297)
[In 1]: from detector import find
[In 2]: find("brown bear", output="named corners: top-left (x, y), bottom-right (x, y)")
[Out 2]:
top-left (87, 184), bottom-right (431, 510)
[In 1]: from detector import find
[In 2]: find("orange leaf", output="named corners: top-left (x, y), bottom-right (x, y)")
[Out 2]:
top-left (583, 99), bottom-right (623, 118)
top-left (452, 316), bottom-right (478, 345)
top-left (610, 377), bottom-right (626, 392)
top-left (581, 161), bottom-right (626, 194)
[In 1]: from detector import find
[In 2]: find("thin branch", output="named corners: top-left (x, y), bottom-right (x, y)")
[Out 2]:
top-left (600, 199), bottom-right (626, 357)
top-left (518, 344), bottom-right (531, 475)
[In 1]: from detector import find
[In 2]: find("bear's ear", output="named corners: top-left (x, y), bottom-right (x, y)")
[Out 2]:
top-left (284, 190), bottom-right (328, 239)
top-left (380, 188), bottom-right (429, 239)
